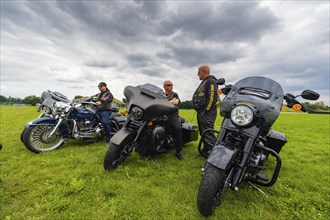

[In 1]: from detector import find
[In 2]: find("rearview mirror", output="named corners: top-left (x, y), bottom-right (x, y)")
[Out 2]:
top-left (301, 90), bottom-right (319, 100)
top-left (216, 78), bottom-right (226, 85)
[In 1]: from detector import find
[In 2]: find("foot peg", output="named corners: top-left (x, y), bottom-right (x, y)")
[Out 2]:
top-left (257, 173), bottom-right (269, 182)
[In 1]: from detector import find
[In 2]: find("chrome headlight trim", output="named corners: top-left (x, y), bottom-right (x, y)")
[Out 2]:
top-left (131, 106), bottom-right (143, 120)
top-left (230, 104), bottom-right (255, 127)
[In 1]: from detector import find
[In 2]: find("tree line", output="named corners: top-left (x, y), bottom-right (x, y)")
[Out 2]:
top-left (1, 95), bottom-right (329, 111)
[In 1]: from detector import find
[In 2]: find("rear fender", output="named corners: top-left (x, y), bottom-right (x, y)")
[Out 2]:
top-left (207, 144), bottom-right (238, 171)
top-left (111, 128), bottom-right (137, 146)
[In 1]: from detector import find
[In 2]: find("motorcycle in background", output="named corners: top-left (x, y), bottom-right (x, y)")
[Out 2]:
top-left (103, 83), bottom-right (198, 171)
top-left (21, 90), bottom-right (126, 153)
top-left (196, 76), bottom-right (319, 216)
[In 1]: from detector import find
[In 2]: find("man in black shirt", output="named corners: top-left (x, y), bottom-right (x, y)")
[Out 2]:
top-left (163, 80), bottom-right (184, 160)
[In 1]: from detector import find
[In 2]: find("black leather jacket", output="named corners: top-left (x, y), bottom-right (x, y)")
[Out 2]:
top-left (192, 75), bottom-right (218, 113)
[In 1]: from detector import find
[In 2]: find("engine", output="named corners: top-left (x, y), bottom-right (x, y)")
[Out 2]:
top-left (76, 118), bottom-right (99, 132)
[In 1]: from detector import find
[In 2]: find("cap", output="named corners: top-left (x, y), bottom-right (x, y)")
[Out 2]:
top-left (98, 82), bottom-right (107, 87)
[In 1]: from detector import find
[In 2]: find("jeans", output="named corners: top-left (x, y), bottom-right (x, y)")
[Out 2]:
top-left (97, 110), bottom-right (112, 142)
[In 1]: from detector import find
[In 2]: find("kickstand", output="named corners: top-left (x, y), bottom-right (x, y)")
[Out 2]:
top-left (248, 182), bottom-right (268, 197)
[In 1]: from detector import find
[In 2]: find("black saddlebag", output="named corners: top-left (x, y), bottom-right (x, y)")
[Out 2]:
top-left (182, 122), bottom-right (198, 143)
top-left (267, 130), bottom-right (287, 154)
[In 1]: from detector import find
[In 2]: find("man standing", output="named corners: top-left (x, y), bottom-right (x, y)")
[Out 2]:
top-left (94, 82), bottom-right (113, 147)
top-left (192, 65), bottom-right (218, 157)
top-left (163, 80), bottom-right (184, 160)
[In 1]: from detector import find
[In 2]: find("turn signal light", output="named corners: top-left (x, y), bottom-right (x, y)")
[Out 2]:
top-left (292, 104), bottom-right (302, 111)
top-left (217, 90), bottom-right (223, 95)
top-left (147, 121), bottom-right (153, 126)
top-left (124, 110), bottom-right (129, 116)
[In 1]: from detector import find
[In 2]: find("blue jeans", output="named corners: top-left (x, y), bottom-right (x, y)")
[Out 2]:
top-left (97, 110), bottom-right (112, 142)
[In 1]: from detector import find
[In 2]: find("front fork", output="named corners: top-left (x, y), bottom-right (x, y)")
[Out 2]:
top-left (47, 116), bottom-right (64, 138)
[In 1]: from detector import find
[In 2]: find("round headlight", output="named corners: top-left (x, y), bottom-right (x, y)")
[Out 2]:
top-left (230, 105), bottom-right (254, 127)
top-left (131, 106), bottom-right (143, 120)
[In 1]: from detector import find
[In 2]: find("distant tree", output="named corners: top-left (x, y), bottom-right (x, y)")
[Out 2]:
top-left (179, 100), bottom-right (193, 109)
top-left (0, 95), bottom-right (7, 103)
top-left (74, 95), bottom-right (84, 99)
top-left (23, 95), bottom-right (41, 105)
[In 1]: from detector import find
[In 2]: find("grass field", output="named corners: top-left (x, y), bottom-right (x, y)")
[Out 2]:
top-left (0, 105), bottom-right (329, 220)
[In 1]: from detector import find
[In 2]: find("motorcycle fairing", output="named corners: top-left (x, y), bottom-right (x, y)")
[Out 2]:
top-left (41, 90), bottom-right (71, 108)
top-left (124, 84), bottom-right (177, 121)
top-left (110, 127), bottom-right (137, 145)
top-left (24, 117), bottom-right (69, 138)
top-left (207, 144), bottom-right (238, 171)
top-left (220, 76), bottom-right (284, 126)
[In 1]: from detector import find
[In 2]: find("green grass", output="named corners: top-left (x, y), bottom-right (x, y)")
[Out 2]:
top-left (0, 105), bottom-right (329, 219)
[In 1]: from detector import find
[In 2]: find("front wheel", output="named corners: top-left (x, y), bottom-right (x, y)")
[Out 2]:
top-left (197, 163), bottom-right (232, 216)
top-left (104, 143), bottom-right (130, 171)
top-left (22, 124), bottom-right (64, 153)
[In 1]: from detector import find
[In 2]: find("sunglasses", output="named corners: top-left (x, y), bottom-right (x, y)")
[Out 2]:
top-left (98, 85), bottom-right (104, 88)
top-left (164, 84), bottom-right (173, 86)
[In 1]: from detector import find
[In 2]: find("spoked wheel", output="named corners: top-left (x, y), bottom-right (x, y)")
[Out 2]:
top-left (197, 162), bottom-right (233, 216)
top-left (22, 124), bottom-right (64, 153)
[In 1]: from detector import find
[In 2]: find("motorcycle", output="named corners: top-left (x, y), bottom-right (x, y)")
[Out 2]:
top-left (196, 76), bottom-right (319, 216)
top-left (103, 83), bottom-right (198, 171)
top-left (21, 90), bottom-right (126, 153)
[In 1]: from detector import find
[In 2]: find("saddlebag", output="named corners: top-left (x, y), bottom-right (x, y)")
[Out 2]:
top-left (267, 130), bottom-right (287, 154)
top-left (182, 122), bottom-right (198, 143)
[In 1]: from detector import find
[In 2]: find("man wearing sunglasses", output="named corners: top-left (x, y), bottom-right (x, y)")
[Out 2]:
top-left (94, 82), bottom-right (114, 147)
top-left (163, 80), bottom-right (184, 160)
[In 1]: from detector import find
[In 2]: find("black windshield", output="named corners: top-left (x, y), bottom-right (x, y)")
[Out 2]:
top-left (220, 76), bottom-right (284, 126)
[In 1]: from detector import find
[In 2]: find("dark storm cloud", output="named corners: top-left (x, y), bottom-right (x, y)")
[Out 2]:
top-left (159, 1), bottom-right (280, 43)
top-left (126, 53), bottom-right (153, 68)
top-left (84, 60), bottom-right (117, 68)
top-left (1, 0), bottom-right (328, 104)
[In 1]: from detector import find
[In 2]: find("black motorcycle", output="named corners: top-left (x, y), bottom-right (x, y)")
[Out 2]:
top-left (196, 76), bottom-right (319, 216)
top-left (21, 90), bottom-right (126, 153)
top-left (103, 83), bottom-right (198, 171)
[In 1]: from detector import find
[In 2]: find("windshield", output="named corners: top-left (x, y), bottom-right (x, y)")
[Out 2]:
top-left (137, 83), bottom-right (166, 98)
top-left (220, 76), bottom-right (284, 126)
top-left (41, 90), bottom-right (71, 108)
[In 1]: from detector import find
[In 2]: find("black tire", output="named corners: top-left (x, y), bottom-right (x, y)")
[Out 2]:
top-left (103, 143), bottom-right (127, 171)
top-left (22, 124), bottom-right (64, 153)
top-left (197, 163), bottom-right (231, 216)
top-left (20, 127), bottom-right (27, 143)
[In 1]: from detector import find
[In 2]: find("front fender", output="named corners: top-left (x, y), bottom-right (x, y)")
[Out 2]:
top-left (207, 144), bottom-right (238, 171)
top-left (24, 117), bottom-right (58, 128)
top-left (24, 117), bottom-right (69, 138)
top-left (110, 128), bottom-right (137, 146)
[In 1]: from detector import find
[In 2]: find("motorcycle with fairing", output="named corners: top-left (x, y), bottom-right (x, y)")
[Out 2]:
top-left (21, 90), bottom-right (126, 153)
top-left (197, 76), bottom-right (319, 216)
top-left (103, 83), bottom-right (198, 171)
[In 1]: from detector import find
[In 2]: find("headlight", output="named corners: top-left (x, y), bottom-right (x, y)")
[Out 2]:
top-left (230, 104), bottom-right (255, 127)
top-left (131, 106), bottom-right (143, 120)
top-left (52, 102), bottom-right (69, 113)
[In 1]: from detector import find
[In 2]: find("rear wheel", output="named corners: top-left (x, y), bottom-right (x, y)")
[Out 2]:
top-left (22, 124), bottom-right (64, 153)
top-left (197, 163), bottom-right (232, 216)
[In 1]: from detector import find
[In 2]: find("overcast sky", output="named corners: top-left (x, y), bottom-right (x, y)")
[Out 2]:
top-left (1, 0), bottom-right (329, 105)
